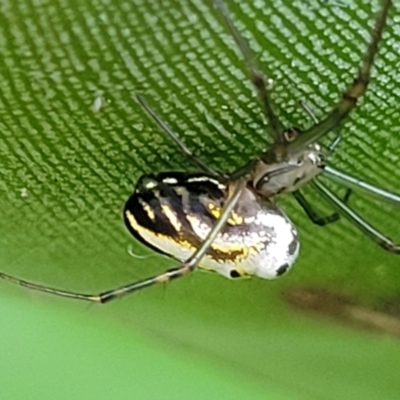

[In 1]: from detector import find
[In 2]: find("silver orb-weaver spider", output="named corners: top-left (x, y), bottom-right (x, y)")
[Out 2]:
top-left (1, 0), bottom-right (398, 303)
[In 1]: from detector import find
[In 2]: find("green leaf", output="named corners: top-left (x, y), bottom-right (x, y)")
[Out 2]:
top-left (0, 0), bottom-right (399, 399)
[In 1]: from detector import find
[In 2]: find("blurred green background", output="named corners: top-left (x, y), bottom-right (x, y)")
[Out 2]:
top-left (0, 0), bottom-right (400, 399)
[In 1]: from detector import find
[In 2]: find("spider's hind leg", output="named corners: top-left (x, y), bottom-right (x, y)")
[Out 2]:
top-left (0, 179), bottom-right (248, 302)
top-left (312, 180), bottom-right (400, 253)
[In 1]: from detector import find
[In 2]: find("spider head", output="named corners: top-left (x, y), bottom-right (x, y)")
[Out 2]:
top-left (252, 128), bottom-right (325, 197)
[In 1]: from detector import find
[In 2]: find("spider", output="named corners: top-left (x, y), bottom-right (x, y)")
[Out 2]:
top-left (1, 0), bottom-right (398, 303)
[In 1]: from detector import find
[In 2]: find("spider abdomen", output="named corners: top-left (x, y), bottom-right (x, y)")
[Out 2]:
top-left (124, 172), bottom-right (300, 280)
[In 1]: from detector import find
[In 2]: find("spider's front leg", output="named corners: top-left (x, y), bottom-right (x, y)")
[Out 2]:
top-left (288, 0), bottom-right (392, 152)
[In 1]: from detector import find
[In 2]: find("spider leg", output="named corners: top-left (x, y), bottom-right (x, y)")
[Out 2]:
top-left (135, 94), bottom-right (220, 177)
top-left (292, 188), bottom-right (351, 226)
top-left (214, 0), bottom-right (285, 142)
top-left (324, 165), bottom-right (400, 207)
top-left (0, 179), bottom-right (247, 303)
top-left (288, 0), bottom-right (392, 152)
top-left (311, 180), bottom-right (400, 253)
top-left (299, 100), bottom-right (319, 124)
top-left (293, 190), bottom-right (339, 226)
top-left (299, 100), bottom-right (343, 152)
top-left (327, 133), bottom-right (343, 153)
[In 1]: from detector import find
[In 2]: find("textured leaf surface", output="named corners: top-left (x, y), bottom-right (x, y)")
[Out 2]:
top-left (0, 0), bottom-right (400, 399)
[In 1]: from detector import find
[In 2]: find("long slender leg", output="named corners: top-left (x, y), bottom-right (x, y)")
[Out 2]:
top-left (214, 0), bottom-right (285, 142)
top-left (327, 133), bottom-right (343, 154)
top-left (0, 179), bottom-right (247, 303)
top-left (135, 94), bottom-right (220, 177)
top-left (288, 0), bottom-right (392, 153)
top-left (311, 180), bottom-right (400, 253)
top-left (293, 188), bottom-right (352, 226)
top-left (292, 190), bottom-right (340, 226)
top-left (323, 165), bottom-right (400, 206)
top-left (299, 100), bottom-right (342, 152)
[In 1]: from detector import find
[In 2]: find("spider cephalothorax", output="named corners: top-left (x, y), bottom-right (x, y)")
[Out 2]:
top-left (253, 142), bottom-right (325, 197)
